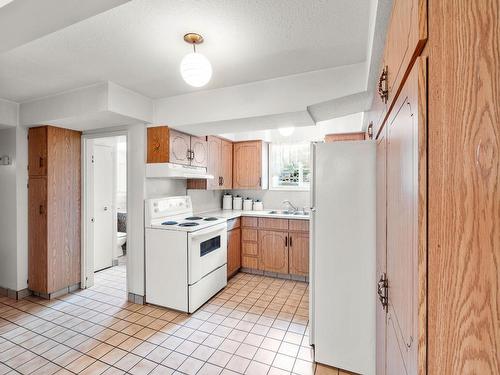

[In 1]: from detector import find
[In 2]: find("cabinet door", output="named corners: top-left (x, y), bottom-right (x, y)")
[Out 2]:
top-left (258, 230), bottom-right (288, 274)
top-left (28, 127), bottom-right (47, 176)
top-left (385, 62), bottom-right (421, 375)
top-left (227, 228), bottom-right (241, 278)
top-left (28, 177), bottom-right (48, 293)
top-left (289, 232), bottom-right (309, 276)
top-left (233, 141), bottom-right (262, 189)
top-left (169, 130), bottom-right (191, 165)
top-left (220, 139), bottom-right (233, 189)
top-left (206, 136), bottom-right (222, 189)
top-left (191, 136), bottom-right (208, 168)
top-left (147, 126), bottom-right (169, 163)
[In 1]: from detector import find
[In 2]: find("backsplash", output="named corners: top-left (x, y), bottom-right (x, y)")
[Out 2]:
top-left (188, 189), bottom-right (224, 213)
top-left (228, 189), bottom-right (310, 210)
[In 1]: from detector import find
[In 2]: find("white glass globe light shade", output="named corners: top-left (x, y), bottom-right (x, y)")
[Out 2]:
top-left (180, 52), bottom-right (212, 87)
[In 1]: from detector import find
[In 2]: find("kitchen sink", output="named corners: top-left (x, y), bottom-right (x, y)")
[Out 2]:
top-left (267, 210), bottom-right (309, 216)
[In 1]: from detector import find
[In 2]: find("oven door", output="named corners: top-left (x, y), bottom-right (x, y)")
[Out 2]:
top-left (188, 222), bottom-right (227, 285)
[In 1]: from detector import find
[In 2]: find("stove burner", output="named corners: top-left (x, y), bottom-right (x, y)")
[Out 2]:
top-left (161, 221), bottom-right (178, 225)
top-left (185, 216), bottom-right (203, 221)
top-left (204, 217), bottom-right (219, 221)
top-left (179, 222), bottom-right (200, 227)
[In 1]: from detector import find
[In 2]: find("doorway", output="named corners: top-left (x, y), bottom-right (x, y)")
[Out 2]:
top-left (83, 134), bottom-right (127, 298)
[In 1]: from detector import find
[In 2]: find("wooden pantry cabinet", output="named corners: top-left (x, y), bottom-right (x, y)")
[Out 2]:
top-left (241, 217), bottom-right (309, 277)
top-left (28, 126), bottom-right (81, 297)
top-left (146, 126), bottom-right (208, 168)
top-left (365, 0), bottom-right (499, 373)
top-left (232, 140), bottom-right (268, 190)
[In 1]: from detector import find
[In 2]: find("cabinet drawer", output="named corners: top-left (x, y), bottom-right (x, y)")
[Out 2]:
top-left (242, 256), bottom-right (258, 269)
top-left (242, 228), bottom-right (257, 242)
top-left (242, 217), bottom-right (258, 228)
top-left (227, 218), bottom-right (241, 231)
top-left (289, 220), bottom-right (309, 232)
top-left (242, 242), bottom-right (258, 256)
top-left (258, 218), bottom-right (288, 231)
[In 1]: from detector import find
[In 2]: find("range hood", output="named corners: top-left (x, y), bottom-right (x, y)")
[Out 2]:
top-left (146, 163), bottom-right (214, 179)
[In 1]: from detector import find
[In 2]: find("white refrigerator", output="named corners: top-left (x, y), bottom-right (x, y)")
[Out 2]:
top-left (309, 141), bottom-right (376, 375)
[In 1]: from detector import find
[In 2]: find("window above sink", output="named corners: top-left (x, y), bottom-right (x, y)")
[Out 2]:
top-left (269, 142), bottom-right (311, 191)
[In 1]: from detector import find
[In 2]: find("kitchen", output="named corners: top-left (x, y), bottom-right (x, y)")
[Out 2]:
top-left (0, 1), bottom-right (498, 375)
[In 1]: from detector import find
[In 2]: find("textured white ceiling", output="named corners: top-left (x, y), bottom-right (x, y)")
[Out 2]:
top-left (0, 0), bottom-right (370, 102)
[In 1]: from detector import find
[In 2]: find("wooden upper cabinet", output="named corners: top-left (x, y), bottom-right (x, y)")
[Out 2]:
top-left (28, 126), bottom-right (48, 176)
top-left (233, 140), bottom-right (268, 190)
top-left (190, 136), bottom-right (208, 168)
top-left (325, 132), bottom-right (366, 143)
top-left (207, 136), bottom-right (222, 189)
top-left (374, 0), bottom-right (427, 133)
top-left (220, 139), bottom-right (233, 189)
top-left (169, 129), bottom-right (191, 166)
top-left (147, 126), bottom-right (169, 163)
top-left (289, 231), bottom-right (309, 276)
top-left (258, 230), bottom-right (289, 274)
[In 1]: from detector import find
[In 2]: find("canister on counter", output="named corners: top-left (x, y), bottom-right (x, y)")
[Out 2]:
top-left (233, 195), bottom-right (243, 210)
top-left (222, 194), bottom-right (232, 210)
top-left (243, 198), bottom-right (253, 211)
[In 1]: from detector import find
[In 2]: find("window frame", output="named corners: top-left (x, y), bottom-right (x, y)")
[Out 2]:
top-left (267, 142), bottom-right (311, 192)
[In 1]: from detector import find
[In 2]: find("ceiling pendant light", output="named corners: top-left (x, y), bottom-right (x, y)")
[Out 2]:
top-left (180, 33), bottom-right (212, 87)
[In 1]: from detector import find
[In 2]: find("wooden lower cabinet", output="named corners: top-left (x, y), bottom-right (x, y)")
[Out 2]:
top-left (227, 227), bottom-right (241, 278)
top-left (258, 230), bottom-right (289, 274)
top-left (241, 218), bottom-right (309, 277)
top-left (288, 231), bottom-right (309, 276)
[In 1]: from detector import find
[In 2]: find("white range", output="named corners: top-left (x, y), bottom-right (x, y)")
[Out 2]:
top-left (145, 196), bottom-right (227, 313)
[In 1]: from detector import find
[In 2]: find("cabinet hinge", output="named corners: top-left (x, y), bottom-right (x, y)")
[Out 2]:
top-left (377, 273), bottom-right (389, 311)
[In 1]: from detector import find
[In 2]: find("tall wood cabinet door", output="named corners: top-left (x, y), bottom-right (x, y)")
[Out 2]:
top-left (147, 126), bottom-right (169, 163)
top-left (227, 228), bottom-right (241, 277)
top-left (258, 230), bottom-right (288, 274)
top-left (288, 232), bottom-right (309, 276)
top-left (233, 141), bottom-right (262, 189)
top-left (385, 62), bottom-right (423, 375)
top-left (169, 130), bottom-right (191, 165)
top-left (191, 136), bottom-right (208, 168)
top-left (28, 177), bottom-right (48, 293)
top-left (376, 126), bottom-right (388, 375)
top-left (220, 139), bottom-right (233, 189)
top-left (28, 127), bottom-right (47, 176)
top-left (206, 136), bottom-right (222, 189)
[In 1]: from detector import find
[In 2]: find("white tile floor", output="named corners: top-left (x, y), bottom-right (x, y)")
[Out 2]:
top-left (0, 266), bottom-right (342, 375)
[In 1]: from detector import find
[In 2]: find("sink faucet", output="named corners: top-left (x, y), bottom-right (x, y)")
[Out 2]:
top-left (282, 200), bottom-right (298, 213)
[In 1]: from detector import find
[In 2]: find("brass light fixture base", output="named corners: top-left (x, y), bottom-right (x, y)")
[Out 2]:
top-left (183, 33), bottom-right (204, 45)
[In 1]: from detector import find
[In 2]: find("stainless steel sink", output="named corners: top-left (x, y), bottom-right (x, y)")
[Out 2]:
top-left (267, 210), bottom-right (309, 216)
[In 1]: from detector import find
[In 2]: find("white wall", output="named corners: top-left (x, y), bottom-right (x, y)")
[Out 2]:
top-left (15, 127), bottom-right (28, 290)
top-left (0, 128), bottom-right (18, 290)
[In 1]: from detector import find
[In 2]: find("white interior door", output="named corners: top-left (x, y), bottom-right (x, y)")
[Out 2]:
top-left (93, 144), bottom-right (114, 272)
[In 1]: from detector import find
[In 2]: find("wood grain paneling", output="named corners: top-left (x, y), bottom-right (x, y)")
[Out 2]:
top-left (28, 126), bottom-right (81, 296)
top-left (28, 126), bottom-right (47, 176)
top-left (190, 136), bottom-right (208, 168)
top-left (242, 242), bottom-right (258, 257)
top-left (241, 228), bottom-right (257, 242)
top-left (426, 0), bottom-right (500, 373)
top-left (258, 230), bottom-right (288, 273)
top-left (147, 126), bottom-right (169, 163)
top-left (289, 232), bottom-right (309, 276)
top-left (241, 217), bottom-right (258, 228)
top-left (233, 140), bottom-right (263, 189)
top-left (288, 219), bottom-right (309, 232)
top-left (221, 138), bottom-right (233, 189)
top-left (324, 132), bottom-right (365, 143)
top-left (207, 136), bottom-right (222, 189)
top-left (169, 130), bottom-right (191, 166)
top-left (28, 177), bottom-right (47, 292)
top-left (258, 218), bottom-right (288, 231)
top-left (242, 256), bottom-right (258, 269)
top-left (227, 228), bottom-right (241, 278)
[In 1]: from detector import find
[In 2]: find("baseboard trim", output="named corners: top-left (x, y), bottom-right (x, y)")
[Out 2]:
top-left (0, 286), bottom-right (32, 300)
top-left (240, 268), bottom-right (308, 282)
top-left (128, 292), bottom-right (144, 305)
top-left (30, 282), bottom-right (81, 300)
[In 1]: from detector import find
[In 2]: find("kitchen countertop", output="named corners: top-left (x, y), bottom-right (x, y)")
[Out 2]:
top-left (198, 209), bottom-right (310, 221)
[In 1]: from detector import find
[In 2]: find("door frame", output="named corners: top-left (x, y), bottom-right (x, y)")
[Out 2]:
top-left (81, 130), bottom-right (128, 289)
